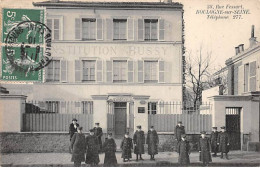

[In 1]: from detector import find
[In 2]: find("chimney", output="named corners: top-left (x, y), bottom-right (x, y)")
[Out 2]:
top-left (235, 46), bottom-right (240, 55)
top-left (249, 25), bottom-right (257, 47)
top-left (164, 0), bottom-right (173, 3)
top-left (238, 44), bottom-right (244, 52)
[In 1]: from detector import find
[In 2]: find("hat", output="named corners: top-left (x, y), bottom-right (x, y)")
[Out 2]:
top-left (95, 122), bottom-right (100, 125)
top-left (150, 126), bottom-right (154, 128)
top-left (108, 132), bottom-right (112, 136)
top-left (137, 125), bottom-right (142, 129)
top-left (181, 134), bottom-right (186, 138)
top-left (89, 129), bottom-right (94, 132)
top-left (77, 127), bottom-right (83, 131)
top-left (125, 132), bottom-right (129, 135)
top-left (72, 118), bottom-right (77, 122)
top-left (212, 127), bottom-right (217, 129)
top-left (220, 126), bottom-right (226, 129)
top-left (178, 121), bottom-right (182, 124)
top-left (201, 131), bottom-right (206, 134)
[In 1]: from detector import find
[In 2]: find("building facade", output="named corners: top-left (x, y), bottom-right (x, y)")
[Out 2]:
top-left (8, 0), bottom-right (185, 135)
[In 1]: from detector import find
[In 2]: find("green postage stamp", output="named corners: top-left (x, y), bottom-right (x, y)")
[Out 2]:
top-left (1, 8), bottom-right (52, 81)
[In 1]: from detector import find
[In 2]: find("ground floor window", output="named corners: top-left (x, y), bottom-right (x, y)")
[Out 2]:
top-left (45, 101), bottom-right (59, 113)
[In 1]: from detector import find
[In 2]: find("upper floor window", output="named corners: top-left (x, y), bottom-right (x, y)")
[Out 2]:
top-left (244, 61), bottom-right (257, 92)
top-left (82, 60), bottom-right (96, 82)
top-left (46, 60), bottom-right (60, 82)
top-left (144, 19), bottom-right (158, 41)
top-left (113, 60), bottom-right (127, 82)
top-left (82, 18), bottom-right (96, 40)
top-left (47, 17), bottom-right (63, 40)
top-left (144, 61), bottom-right (158, 83)
top-left (113, 19), bottom-right (127, 40)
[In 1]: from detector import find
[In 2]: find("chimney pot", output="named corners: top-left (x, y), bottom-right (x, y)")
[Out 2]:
top-left (164, 0), bottom-right (172, 3)
top-left (239, 44), bottom-right (244, 52)
top-left (249, 25), bottom-right (257, 47)
top-left (235, 47), bottom-right (240, 55)
top-left (251, 25), bottom-right (255, 38)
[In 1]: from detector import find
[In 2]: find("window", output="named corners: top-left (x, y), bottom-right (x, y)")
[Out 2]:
top-left (113, 19), bottom-right (127, 40)
top-left (113, 60), bottom-right (127, 82)
top-left (47, 18), bottom-right (61, 40)
top-left (82, 60), bottom-right (95, 82)
top-left (144, 19), bottom-right (158, 41)
top-left (82, 101), bottom-right (93, 114)
top-left (244, 61), bottom-right (257, 92)
top-left (45, 101), bottom-right (59, 113)
top-left (144, 61), bottom-right (158, 83)
top-left (82, 18), bottom-right (96, 40)
top-left (148, 102), bottom-right (157, 114)
top-left (46, 60), bottom-right (60, 82)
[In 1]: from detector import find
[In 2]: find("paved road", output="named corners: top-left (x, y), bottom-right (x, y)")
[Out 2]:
top-left (1, 151), bottom-right (260, 167)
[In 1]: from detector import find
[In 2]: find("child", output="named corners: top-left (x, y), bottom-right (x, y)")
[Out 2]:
top-left (121, 132), bottom-right (133, 162)
top-left (177, 134), bottom-right (190, 166)
top-left (198, 131), bottom-right (212, 166)
top-left (85, 129), bottom-right (100, 166)
top-left (103, 133), bottom-right (117, 167)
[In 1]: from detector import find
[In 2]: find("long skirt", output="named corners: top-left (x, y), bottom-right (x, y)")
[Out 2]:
top-left (104, 152), bottom-right (117, 167)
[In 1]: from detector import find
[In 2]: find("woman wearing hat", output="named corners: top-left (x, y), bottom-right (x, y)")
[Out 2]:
top-left (146, 126), bottom-right (159, 160)
top-left (85, 129), bottom-right (100, 166)
top-left (70, 127), bottom-right (86, 167)
top-left (103, 133), bottom-right (117, 167)
top-left (177, 134), bottom-right (190, 166)
top-left (121, 132), bottom-right (133, 162)
top-left (69, 118), bottom-right (79, 141)
top-left (133, 125), bottom-right (145, 161)
top-left (198, 131), bottom-right (212, 166)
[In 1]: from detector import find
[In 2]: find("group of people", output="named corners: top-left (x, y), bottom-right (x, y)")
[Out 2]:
top-left (69, 118), bottom-right (230, 167)
top-left (175, 121), bottom-right (231, 166)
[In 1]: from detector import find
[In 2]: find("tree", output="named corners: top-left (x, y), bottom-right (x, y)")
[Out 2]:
top-left (186, 45), bottom-right (213, 108)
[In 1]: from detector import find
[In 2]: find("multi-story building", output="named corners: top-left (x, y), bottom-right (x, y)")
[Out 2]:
top-left (7, 0), bottom-right (185, 135)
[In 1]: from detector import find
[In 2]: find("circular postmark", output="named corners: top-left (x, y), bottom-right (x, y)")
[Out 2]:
top-left (4, 21), bottom-right (52, 79)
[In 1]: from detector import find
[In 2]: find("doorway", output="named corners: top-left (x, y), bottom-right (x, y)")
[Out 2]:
top-left (226, 107), bottom-right (241, 150)
top-left (114, 102), bottom-right (127, 137)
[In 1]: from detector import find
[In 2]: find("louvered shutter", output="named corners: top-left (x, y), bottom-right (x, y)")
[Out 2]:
top-left (75, 18), bottom-right (81, 40)
top-left (138, 19), bottom-right (144, 41)
top-left (106, 60), bottom-right (112, 82)
top-left (238, 65), bottom-right (244, 94)
top-left (127, 18), bottom-right (134, 41)
top-left (158, 19), bottom-right (165, 41)
top-left (96, 60), bottom-right (103, 82)
top-left (75, 60), bottom-right (82, 82)
top-left (60, 60), bottom-right (67, 82)
top-left (250, 61), bottom-right (257, 91)
top-left (96, 18), bottom-right (103, 40)
top-left (106, 19), bottom-right (113, 40)
top-left (128, 60), bottom-right (134, 83)
top-left (138, 60), bottom-right (144, 83)
top-left (159, 60), bottom-right (165, 83)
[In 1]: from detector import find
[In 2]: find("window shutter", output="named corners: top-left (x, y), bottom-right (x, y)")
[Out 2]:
top-left (138, 19), bottom-right (144, 41)
top-left (128, 60), bottom-right (134, 83)
top-left (44, 67), bottom-right (48, 83)
top-left (127, 18), bottom-right (134, 41)
top-left (249, 61), bottom-right (257, 91)
top-left (47, 19), bottom-right (52, 31)
top-left (159, 60), bottom-right (165, 83)
top-left (106, 60), bottom-right (112, 82)
top-left (75, 60), bottom-right (82, 82)
top-left (106, 19), bottom-right (113, 41)
top-left (238, 65), bottom-right (244, 94)
top-left (96, 18), bottom-right (103, 40)
top-left (60, 60), bottom-right (67, 82)
top-left (96, 60), bottom-right (103, 82)
top-left (75, 18), bottom-right (81, 40)
top-left (158, 19), bottom-right (165, 41)
top-left (138, 60), bottom-right (144, 83)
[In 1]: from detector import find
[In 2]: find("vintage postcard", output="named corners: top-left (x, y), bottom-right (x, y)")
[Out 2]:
top-left (0, 0), bottom-right (259, 167)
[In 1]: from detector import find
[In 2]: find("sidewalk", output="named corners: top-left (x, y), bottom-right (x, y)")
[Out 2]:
top-left (1, 151), bottom-right (260, 167)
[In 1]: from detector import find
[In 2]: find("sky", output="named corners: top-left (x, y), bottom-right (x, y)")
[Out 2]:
top-left (1, 0), bottom-right (260, 69)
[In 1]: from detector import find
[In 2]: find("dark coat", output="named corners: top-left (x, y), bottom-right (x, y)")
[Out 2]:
top-left (198, 137), bottom-right (212, 164)
top-left (133, 130), bottom-right (145, 154)
top-left (177, 140), bottom-right (190, 165)
top-left (210, 131), bottom-right (219, 153)
top-left (217, 131), bottom-right (230, 153)
top-left (93, 127), bottom-right (103, 149)
top-left (175, 125), bottom-right (185, 141)
top-left (70, 133), bottom-right (86, 162)
top-left (85, 135), bottom-right (100, 165)
top-left (69, 123), bottom-right (79, 140)
top-left (146, 130), bottom-right (159, 155)
top-left (103, 138), bottom-right (117, 166)
top-left (121, 137), bottom-right (133, 159)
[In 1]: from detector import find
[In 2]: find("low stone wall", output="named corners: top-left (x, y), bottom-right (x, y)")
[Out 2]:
top-left (0, 132), bottom-right (206, 153)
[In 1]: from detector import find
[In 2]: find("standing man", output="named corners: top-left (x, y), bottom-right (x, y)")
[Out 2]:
top-left (69, 118), bottom-right (79, 141)
top-left (146, 126), bottom-right (159, 160)
top-left (210, 127), bottom-right (219, 157)
top-left (175, 121), bottom-right (186, 150)
top-left (93, 122), bottom-right (103, 152)
top-left (85, 129), bottom-right (100, 166)
top-left (133, 125), bottom-right (145, 161)
top-left (177, 134), bottom-right (190, 166)
top-left (198, 131), bottom-right (212, 166)
top-left (103, 133), bottom-right (117, 167)
top-left (217, 126), bottom-right (230, 159)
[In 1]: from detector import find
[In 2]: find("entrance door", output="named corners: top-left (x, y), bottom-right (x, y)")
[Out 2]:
top-left (114, 102), bottom-right (127, 137)
top-left (226, 107), bottom-right (241, 150)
